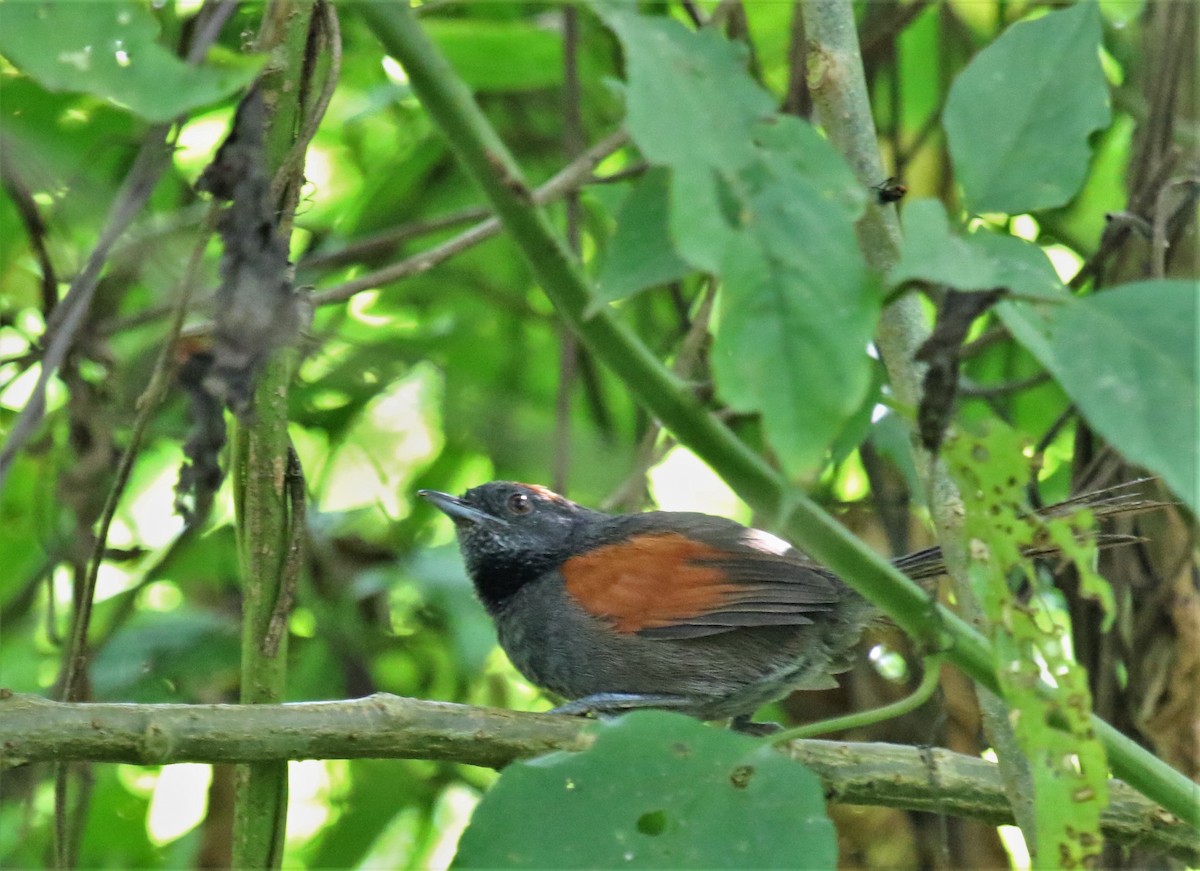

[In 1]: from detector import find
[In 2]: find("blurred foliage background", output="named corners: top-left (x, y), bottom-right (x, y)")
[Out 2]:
top-left (0, 0), bottom-right (1195, 868)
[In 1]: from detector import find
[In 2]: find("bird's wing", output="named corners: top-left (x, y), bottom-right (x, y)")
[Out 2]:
top-left (561, 516), bottom-right (844, 640)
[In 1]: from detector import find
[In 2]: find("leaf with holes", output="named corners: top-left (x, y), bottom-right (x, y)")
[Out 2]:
top-left (947, 424), bottom-right (1110, 867)
top-left (944, 3), bottom-right (1110, 214)
top-left (452, 711), bottom-right (835, 869)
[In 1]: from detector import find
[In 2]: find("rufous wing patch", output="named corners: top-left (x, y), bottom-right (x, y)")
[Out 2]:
top-left (562, 533), bottom-right (740, 633)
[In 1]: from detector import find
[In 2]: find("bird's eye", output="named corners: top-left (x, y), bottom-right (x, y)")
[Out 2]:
top-left (507, 492), bottom-right (533, 515)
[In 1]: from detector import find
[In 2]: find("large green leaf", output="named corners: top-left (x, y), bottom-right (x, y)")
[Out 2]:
top-left (713, 122), bottom-right (878, 476)
top-left (453, 711), bottom-right (835, 869)
top-left (943, 3), bottom-right (1111, 214)
top-left (597, 8), bottom-right (876, 477)
top-left (1001, 280), bottom-right (1198, 510)
top-left (0, 2), bottom-right (262, 123)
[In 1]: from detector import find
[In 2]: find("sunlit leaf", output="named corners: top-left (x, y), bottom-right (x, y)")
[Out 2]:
top-left (0, 2), bottom-right (263, 122)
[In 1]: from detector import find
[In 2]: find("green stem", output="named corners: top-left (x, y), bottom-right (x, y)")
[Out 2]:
top-left (230, 1), bottom-right (320, 867)
top-left (232, 356), bottom-right (294, 870)
top-left (771, 656), bottom-right (945, 744)
top-left (358, 1), bottom-right (1199, 831)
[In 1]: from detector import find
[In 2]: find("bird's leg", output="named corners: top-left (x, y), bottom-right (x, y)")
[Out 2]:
top-left (551, 692), bottom-right (695, 718)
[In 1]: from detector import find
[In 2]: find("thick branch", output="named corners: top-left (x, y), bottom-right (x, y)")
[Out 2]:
top-left (0, 693), bottom-right (1191, 861)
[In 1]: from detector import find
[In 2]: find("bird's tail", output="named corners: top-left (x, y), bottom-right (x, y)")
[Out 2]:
top-left (890, 479), bottom-right (1168, 582)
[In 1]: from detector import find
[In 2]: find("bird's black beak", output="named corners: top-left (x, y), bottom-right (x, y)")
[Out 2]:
top-left (418, 490), bottom-right (504, 526)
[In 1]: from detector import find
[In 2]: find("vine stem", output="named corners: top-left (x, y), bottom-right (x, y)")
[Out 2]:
top-left (229, 1), bottom-right (330, 867)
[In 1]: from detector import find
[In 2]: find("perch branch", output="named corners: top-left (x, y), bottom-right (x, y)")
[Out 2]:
top-left (0, 692), bottom-right (1192, 862)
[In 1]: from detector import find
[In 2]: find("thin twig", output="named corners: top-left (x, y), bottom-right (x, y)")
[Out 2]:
top-left (299, 205), bottom-right (492, 270)
top-left (0, 152), bottom-right (58, 315)
top-left (553, 4), bottom-right (585, 495)
top-left (959, 371), bottom-right (1052, 398)
top-left (311, 129), bottom-right (628, 306)
top-left (1151, 176), bottom-right (1200, 278)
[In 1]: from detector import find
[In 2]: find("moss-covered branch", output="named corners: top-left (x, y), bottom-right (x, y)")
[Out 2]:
top-left (0, 692), bottom-right (1191, 862)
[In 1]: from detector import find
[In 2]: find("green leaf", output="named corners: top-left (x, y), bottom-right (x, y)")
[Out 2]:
top-left (891, 199), bottom-right (1064, 297)
top-left (891, 199), bottom-right (999, 290)
top-left (712, 123), bottom-right (878, 476)
top-left (1000, 280), bottom-right (1199, 511)
top-left (452, 711), bottom-right (835, 869)
top-left (943, 3), bottom-right (1111, 214)
top-left (595, 5), bottom-right (774, 272)
top-left (595, 168), bottom-right (691, 304)
top-left (594, 7), bottom-right (773, 173)
top-left (0, 2), bottom-right (263, 123)
top-left (424, 19), bottom-right (563, 92)
top-left (598, 5), bottom-right (877, 476)
top-left (92, 609), bottom-right (240, 702)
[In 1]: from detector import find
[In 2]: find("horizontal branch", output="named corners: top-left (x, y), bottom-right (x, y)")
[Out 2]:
top-left (0, 692), bottom-right (1192, 861)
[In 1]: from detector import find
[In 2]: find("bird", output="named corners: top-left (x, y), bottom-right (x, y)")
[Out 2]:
top-left (419, 480), bottom-right (1154, 730)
